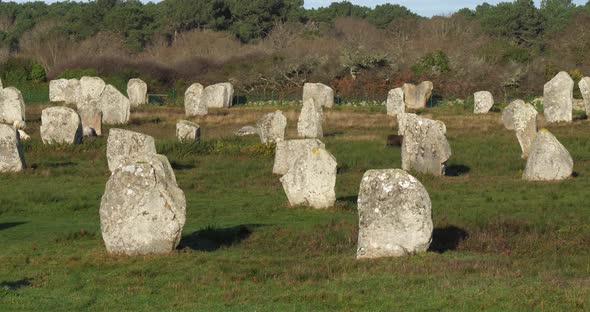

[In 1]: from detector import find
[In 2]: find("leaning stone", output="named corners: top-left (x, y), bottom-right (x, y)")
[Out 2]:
top-left (49, 79), bottom-right (68, 102)
top-left (234, 126), bottom-right (259, 137)
top-left (257, 110), bottom-right (287, 144)
top-left (273, 139), bottom-right (325, 175)
top-left (543, 71), bottom-right (573, 123)
top-left (474, 91), bottom-right (494, 114)
top-left (98, 85), bottom-right (130, 125)
top-left (80, 76), bottom-right (106, 104)
top-left (579, 77), bottom-right (590, 115)
top-left (127, 78), bottom-right (148, 107)
top-left (0, 87), bottom-right (25, 125)
top-left (356, 169), bottom-right (432, 259)
top-left (106, 129), bottom-right (157, 172)
top-left (184, 83), bottom-right (206, 116)
top-left (0, 124), bottom-right (26, 172)
top-left (399, 113), bottom-right (451, 176)
top-left (202, 83), bottom-right (233, 108)
top-left (78, 103), bottom-right (102, 136)
top-left (40, 106), bottom-right (82, 145)
top-left (502, 99), bottom-right (525, 130)
top-left (303, 83), bottom-right (334, 108)
top-left (280, 147), bottom-right (337, 209)
top-left (523, 129), bottom-right (573, 181)
top-left (386, 88), bottom-right (404, 116)
top-left (513, 103), bottom-right (538, 159)
top-left (176, 120), bottom-right (200, 142)
top-left (100, 154), bottom-right (186, 255)
top-left (403, 81), bottom-right (433, 109)
top-left (297, 98), bottom-right (323, 138)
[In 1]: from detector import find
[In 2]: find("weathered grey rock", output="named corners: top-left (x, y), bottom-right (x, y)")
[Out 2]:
top-left (513, 103), bottom-right (538, 159)
top-left (273, 139), bottom-right (325, 175)
top-left (303, 83), bottom-right (334, 108)
top-left (357, 169), bottom-right (432, 259)
top-left (202, 83), bottom-right (233, 108)
top-left (234, 126), bottom-right (259, 137)
top-left (398, 113), bottom-right (451, 176)
top-left (543, 71), bottom-right (573, 123)
top-left (280, 147), bottom-right (337, 209)
top-left (257, 110), bottom-right (287, 144)
top-left (100, 154), bottom-right (186, 255)
top-left (184, 83), bottom-right (206, 116)
top-left (64, 79), bottom-right (82, 105)
top-left (474, 91), bottom-right (494, 114)
top-left (297, 98), bottom-right (323, 138)
top-left (40, 106), bottom-right (82, 145)
top-left (98, 85), bottom-right (130, 125)
top-left (176, 120), bottom-right (200, 142)
top-left (78, 103), bottom-right (102, 136)
top-left (127, 78), bottom-right (148, 107)
top-left (579, 77), bottom-right (590, 115)
top-left (106, 129), bottom-right (157, 172)
top-left (502, 99), bottom-right (525, 130)
top-left (0, 124), bottom-right (25, 172)
top-left (523, 130), bottom-right (573, 181)
top-left (49, 79), bottom-right (68, 102)
top-left (386, 88), bottom-right (404, 116)
top-left (0, 87), bottom-right (25, 125)
top-left (80, 76), bottom-right (106, 104)
top-left (403, 81), bottom-right (433, 109)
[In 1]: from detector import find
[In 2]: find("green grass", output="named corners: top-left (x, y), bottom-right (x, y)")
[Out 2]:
top-left (1, 106), bottom-right (590, 311)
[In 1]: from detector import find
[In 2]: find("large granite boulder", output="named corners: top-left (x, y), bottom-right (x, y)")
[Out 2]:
top-left (40, 106), bottom-right (82, 145)
top-left (64, 79), bottom-right (82, 105)
top-left (386, 88), bottom-right (404, 116)
top-left (357, 169), bottom-right (432, 259)
top-left (100, 154), bottom-right (186, 255)
top-left (98, 85), bottom-right (130, 125)
top-left (303, 83), bottom-right (334, 108)
top-left (176, 120), bottom-right (200, 142)
top-left (78, 103), bottom-right (102, 136)
top-left (257, 110), bottom-right (287, 144)
top-left (203, 83), bottom-right (233, 108)
top-left (513, 102), bottom-right (538, 159)
top-left (297, 98), bottom-right (323, 138)
top-left (273, 139), bottom-right (325, 175)
top-left (398, 113), bottom-right (451, 176)
top-left (0, 87), bottom-right (25, 125)
top-left (127, 78), bottom-right (148, 107)
top-left (106, 129), bottom-right (157, 172)
top-left (523, 130), bottom-right (573, 181)
top-left (502, 99), bottom-right (525, 130)
top-left (80, 76), bottom-right (106, 104)
top-left (543, 71), bottom-right (573, 123)
top-left (579, 77), bottom-right (590, 115)
top-left (49, 79), bottom-right (68, 102)
top-left (0, 124), bottom-right (26, 172)
top-left (474, 91), bottom-right (494, 114)
top-left (280, 147), bottom-right (337, 209)
top-left (184, 83), bottom-right (206, 116)
top-left (403, 81), bottom-right (433, 109)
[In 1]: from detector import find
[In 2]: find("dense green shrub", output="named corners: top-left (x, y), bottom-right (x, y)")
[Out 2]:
top-left (411, 50), bottom-right (450, 76)
top-left (0, 57), bottom-right (46, 83)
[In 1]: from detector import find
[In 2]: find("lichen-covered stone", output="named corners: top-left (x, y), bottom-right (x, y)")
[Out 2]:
top-left (0, 124), bottom-right (25, 172)
top-left (513, 102), bottom-right (538, 159)
top-left (106, 129), bottom-right (157, 172)
top-left (80, 76), bottom-right (106, 104)
top-left (98, 85), bottom-right (130, 125)
top-left (40, 106), bottom-right (82, 145)
top-left (202, 83), bottom-right (233, 108)
top-left (257, 110), bottom-right (287, 144)
top-left (386, 88), bottom-right (404, 116)
top-left (579, 77), bottom-right (590, 115)
top-left (297, 98), bottom-right (323, 138)
top-left (273, 139), bottom-right (325, 175)
top-left (474, 91), bottom-right (494, 114)
top-left (78, 103), bottom-right (102, 136)
top-left (49, 79), bottom-right (68, 102)
top-left (403, 81), bottom-right (433, 109)
top-left (127, 78), bottom-right (148, 107)
top-left (502, 99), bottom-right (525, 130)
top-left (184, 83), bottom-right (206, 116)
top-left (523, 130), bottom-right (573, 181)
top-left (64, 79), bottom-right (82, 105)
top-left (543, 71), bottom-right (573, 123)
top-left (0, 87), bottom-right (25, 125)
top-left (303, 83), bottom-right (334, 108)
top-left (176, 120), bottom-right (200, 142)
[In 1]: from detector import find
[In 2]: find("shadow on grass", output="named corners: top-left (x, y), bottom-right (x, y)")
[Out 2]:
top-left (324, 130), bottom-right (344, 137)
top-left (179, 224), bottom-right (266, 252)
top-left (0, 278), bottom-right (31, 290)
top-left (31, 161), bottom-right (76, 169)
top-left (445, 164), bottom-right (470, 177)
top-left (338, 195), bottom-right (358, 205)
top-left (170, 161), bottom-right (195, 170)
top-left (0, 222), bottom-right (26, 231)
top-left (429, 226), bottom-right (469, 253)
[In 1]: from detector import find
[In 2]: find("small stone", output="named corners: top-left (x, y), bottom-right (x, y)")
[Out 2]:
top-left (234, 126), bottom-right (259, 137)
top-left (127, 78), bottom-right (148, 107)
top-left (257, 110), bottom-right (287, 144)
top-left (0, 124), bottom-right (26, 172)
top-left (303, 83), bottom-right (334, 108)
top-left (0, 87), bottom-right (26, 125)
top-left (386, 88), bottom-right (404, 116)
top-left (176, 120), bottom-right (200, 142)
top-left (40, 106), bottom-right (82, 145)
top-left (543, 71), bottom-right (573, 123)
top-left (474, 91), bottom-right (494, 114)
top-left (184, 83), bottom-right (206, 116)
top-left (106, 129), bottom-right (157, 172)
top-left (273, 139), bottom-right (325, 175)
top-left (523, 130), bottom-right (573, 181)
top-left (297, 98), bottom-right (323, 138)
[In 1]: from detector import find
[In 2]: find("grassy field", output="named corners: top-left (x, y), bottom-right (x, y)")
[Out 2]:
top-left (1, 102), bottom-right (590, 311)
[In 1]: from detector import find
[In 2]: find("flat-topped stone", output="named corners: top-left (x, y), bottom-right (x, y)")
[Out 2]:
top-left (127, 78), bottom-right (148, 107)
top-left (106, 129), bottom-right (157, 172)
top-left (273, 139), bottom-right (325, 175)
top-left (303, 83), bottom-right (334, 108)
top-left (40, 106), bottom-right (82, 145)
top-left (0, 124), bottom-right (26, 172)
top-left (176, 120), bottom-right (200, 142)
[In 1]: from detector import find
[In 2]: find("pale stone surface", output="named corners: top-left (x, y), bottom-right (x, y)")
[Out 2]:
top-left (40, 106), bottom-right (82, 145)
top-left (98, 85), bottom-right (130, 125)
top-left (398, 113), bottom-right (451, 176)
top-left (127, 78), bottom-right (148, 107)
top-left (543, 71), bottom-right (573, 123)
top-left (64, 79), bottom-right (82, 105)
top-left (579, 77), bottom-right (590, 115)
top-left (100, 154), bottom-right (186, 255)
top-left (13, 120), bottom-right (26, 130)
top-left (303, 83), bottom-right (334, 108)
top-left (474, 91), bottom-right (494, 114)
top-left (106, 129), bottom-right (157, 172)
top-left (184, 83), bottom-right (206, 116)
top-left (513, 103), bottom-right (538, 159)
top-left (0, 87), bottom-right (25, 125)
top-left (49, 79), bottom-right (68, 102)
top-left (176, 120), bottom-right (200, 142)
top-left (80, 76), bottom-right (106, 104)
top-left (386, 88), bottom-right (404, 116)
top-left (234, 126), bottom-right (259, 137)
top-left (0, 124), bottom-right (25, 172)
top-left (273, 139), bottom-right (325, 175)
top-left (202, 83), bottom-right (233, 108)
top-left (403, 81), bottom-right (433, 109)
top-left (523, 130), bottom-right (573, 181)
top-left (280, 147), bottom-right (337, 209)
top-left (17, 130), bottom-right (29, 141)
top-left (297, 98), bottom-right (323, 138)
top-left (78, 103), bottom-right (102, 136)
top-left (357, 169), bottom-right (432, 259)
top-left (257, 110), bottom-right (287, 144)
top-left (0, 77), bottom-right (2, 89)
top-left (502, 99), bottom-right (525, 130)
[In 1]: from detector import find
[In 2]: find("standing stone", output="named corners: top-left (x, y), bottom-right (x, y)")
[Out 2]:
top-left (80, 76), bottom-right (106, 104)
top-left (100, 154), bottom-right (186, 255)
top-left (513, 103), bottom-right (538, 159)
top-left (176, 120), bottom-right (200, 142)
top-left (184, 83), bottom-right (206, 116)
top-left (398, 113), bottom-right (451, 176)
top-left (64, 79), bottom-right (82, 105)
top-left (403, 81), bottom-right (433, 109)
top-left (474, 91), bottom-right (494, 114)
top-left (49, 79), bottom-right (69, 102)
top-left (106, 129), bottom-right (157, 172)
top-left (502, 99), bottom-right (525, 130)
top-left (297, 98), bottom-right (323, 138)
top-left (303, 83), bottom-right (334, 108)
top-left (40, 106), bottom-right (82, 145)
top-left (280, 147), bottom-right (337, 209)
top-left (579, 77), bottom-right (590, 115)
top-left (273, 139), bottom-right (325, 175)
top-left (127, 78), bottom-right (148, 107)
top-left (98, 85), bottom-right (130, 125)
top-left (0, 87), bottom-right (25, 125)
top-left (202, 83), bottom-right (233, 108)
top-left (523, 129), bottom-right (573, 181)
top-left (0, 124), bottom-right (26, 172)
top-left (357, 169), bottom-right (432, 259)
top-left (543, 71), bottom-right (573, 123)
top-left (386, 88), bottom-right (404, 116)
top-left (257, 110), bottom-right (287, 144)
top-left (78, 103), bottom-right (102, 136)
